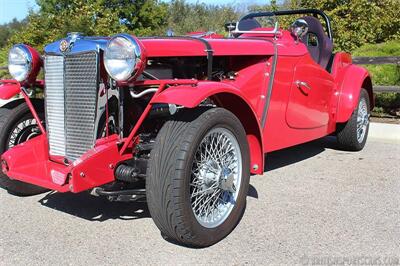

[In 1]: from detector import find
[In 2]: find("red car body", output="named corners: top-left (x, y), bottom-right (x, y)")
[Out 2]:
top-left (0, 11), bottom-right (373, 194)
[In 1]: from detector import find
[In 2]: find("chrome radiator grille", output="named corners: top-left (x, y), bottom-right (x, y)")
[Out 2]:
top-left (44, 52), bottom-right (98, 162)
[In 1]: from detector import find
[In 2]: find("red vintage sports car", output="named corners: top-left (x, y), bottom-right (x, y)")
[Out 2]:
top-left (0, 9), bottom-right (372, 247)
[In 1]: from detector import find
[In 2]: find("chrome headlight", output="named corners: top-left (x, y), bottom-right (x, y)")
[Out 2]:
top-left (104, 34), bottom-right (145, 81)
top-left (8, 44), bottom-right (32, 82)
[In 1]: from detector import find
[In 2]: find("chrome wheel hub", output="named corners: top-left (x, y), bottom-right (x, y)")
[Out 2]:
top-left (357, 98), bottom-right (369, 143)
top-left (190, 128), bottom-right (242, 228)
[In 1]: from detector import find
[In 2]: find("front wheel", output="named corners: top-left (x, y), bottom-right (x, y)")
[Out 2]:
top-left (336, 89), bottom-right (371, 151)
top-left (146, 108), bottom-right (250, 247)
top-left (0, 102), bottom-right (49, 196)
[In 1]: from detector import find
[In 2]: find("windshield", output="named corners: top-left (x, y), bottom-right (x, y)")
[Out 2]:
top-left (253, 15), bottom-right (277, 29)
top-left (238, 9), bottom-right (332, 40)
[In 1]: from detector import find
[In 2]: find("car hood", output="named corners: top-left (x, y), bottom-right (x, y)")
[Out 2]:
top-left (44, 32), bottom-right (307, 58)
top-left (44, 35), bottom-right (110, 55)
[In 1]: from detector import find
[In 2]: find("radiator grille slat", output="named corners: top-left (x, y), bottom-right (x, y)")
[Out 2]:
top-left (45, 56), bottom-right (66, 157)
top-left (65, 53), bottom-right (98, 161)
top-left (44, 52), bottom-right (98, 162)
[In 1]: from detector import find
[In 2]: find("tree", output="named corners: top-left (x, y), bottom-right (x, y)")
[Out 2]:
top-left (248, 0), bottom-right (400, 51)
top-left (166, 0), bottom-right (238, 35)
top-left (0, 18), bottom-right (27, 48)
top-left (1, 0), bottom-right (400, 67)
top-left (8, 0), bottom-right (168, 51)
top-left (298, 0), bottom-right (400, 51)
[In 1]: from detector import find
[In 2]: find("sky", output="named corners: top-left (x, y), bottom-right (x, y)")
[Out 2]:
top-left (0, 0), bottom-right (37, 24)
top-left (0, 0), bottom-right (269, 24)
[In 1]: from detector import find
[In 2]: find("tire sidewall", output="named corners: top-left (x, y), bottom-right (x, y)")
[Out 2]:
top-left (176, 109), bottom-right (250, 245)
top-left (336, 88), bottom-right (371, 151)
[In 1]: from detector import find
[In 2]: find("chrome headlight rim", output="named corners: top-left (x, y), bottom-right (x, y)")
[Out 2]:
top-left (8, 44), bottom-right (33, 82)
top-left (104, 33), bottom-right (144, 82)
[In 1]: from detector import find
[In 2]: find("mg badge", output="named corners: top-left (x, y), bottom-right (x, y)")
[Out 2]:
top-left (60, 40), bottom-right (69, 52)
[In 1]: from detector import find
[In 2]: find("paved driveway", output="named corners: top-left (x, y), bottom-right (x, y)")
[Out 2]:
top-left (0, 137), bottom-right (399, 265)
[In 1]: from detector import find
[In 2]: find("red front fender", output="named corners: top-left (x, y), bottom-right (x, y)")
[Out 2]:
top-left (151, 81), bottom-right (245, 108)
top-left (151, 81), bottom-right (264, 174)
top-left (335, 65), bottom-right (373, 123)
top-left (0, 80), bottom-right (21, 100)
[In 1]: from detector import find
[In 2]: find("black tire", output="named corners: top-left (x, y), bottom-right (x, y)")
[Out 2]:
top-left (0, 102), bottom-right (49, 196)
top-left (146, 108), bottom-right (250, 247)
top-left (336, 89), bottom-right (370, 151)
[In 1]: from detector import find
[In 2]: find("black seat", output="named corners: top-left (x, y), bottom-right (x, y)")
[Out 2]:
top-left (300, 16), bottom-right (333, 69)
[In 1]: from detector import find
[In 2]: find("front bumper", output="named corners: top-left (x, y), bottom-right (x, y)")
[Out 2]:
top-left (1, 134), bottom-right (131, 193)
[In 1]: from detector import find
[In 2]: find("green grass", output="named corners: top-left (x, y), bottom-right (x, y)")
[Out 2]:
top-left (352, 40), bottom-right (400, 86)
top-left (352, 40), bottom-right (400, 57)
top-left (353, 40), bottom-right (400, 117)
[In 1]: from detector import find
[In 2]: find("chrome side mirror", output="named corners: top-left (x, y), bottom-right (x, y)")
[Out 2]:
top-left (291, 19), bottom-right (309, 42)
top-left (225, 22), bottom-right (237, 37)
top-left (166, 28), bottom-right (174, 37)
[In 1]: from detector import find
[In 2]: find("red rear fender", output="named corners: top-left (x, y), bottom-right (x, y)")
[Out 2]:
top-left (335, 64), bottom-right (374, 123)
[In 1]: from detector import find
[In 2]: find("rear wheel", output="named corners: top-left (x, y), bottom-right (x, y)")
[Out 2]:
top-left (0, 102), bottom-right (49, 196)
top-left (336, 89), bottom-right (370, 151)
top-left (146, 108), bottom-right (250, 247)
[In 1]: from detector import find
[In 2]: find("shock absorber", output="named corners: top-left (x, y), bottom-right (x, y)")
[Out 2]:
top-left (114, 157), bottom-right (148, 183)
top-left (114, 164), bottom-right (140, 183)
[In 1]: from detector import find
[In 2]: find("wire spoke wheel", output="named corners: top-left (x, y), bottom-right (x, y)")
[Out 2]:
top-left (356, 98), bottom-right (369, 144)
top-left (7, 118), bottom-right (42, 149)
top-left (190, 128), bottom-right (242, 228)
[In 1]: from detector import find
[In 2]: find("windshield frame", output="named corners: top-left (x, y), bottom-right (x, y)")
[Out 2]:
top-left (240, 9), bottom-right (333, 41)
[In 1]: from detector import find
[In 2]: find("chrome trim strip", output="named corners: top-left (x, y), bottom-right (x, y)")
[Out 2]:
top-left (261, 40), bottom-right (278, 128)
top-left (239, 37), bottom-right (278, 128)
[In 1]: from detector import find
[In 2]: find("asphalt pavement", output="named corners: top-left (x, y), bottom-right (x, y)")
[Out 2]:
top-left (0, 136), bottom-right (399, 265)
